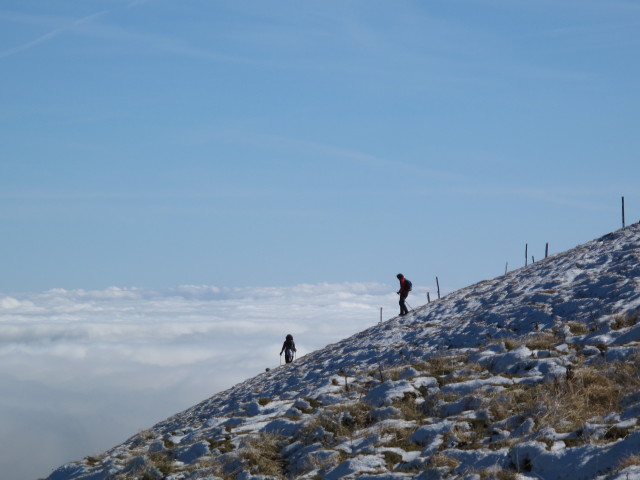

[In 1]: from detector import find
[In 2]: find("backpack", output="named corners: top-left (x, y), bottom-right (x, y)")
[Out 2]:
top-left (405, 279), bottom-right (413, 292)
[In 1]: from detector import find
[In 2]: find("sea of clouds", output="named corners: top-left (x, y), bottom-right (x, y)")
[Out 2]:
top-left (0, 282), bottom-right (435, 480)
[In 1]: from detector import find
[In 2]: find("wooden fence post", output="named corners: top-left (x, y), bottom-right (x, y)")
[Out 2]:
top-left (525, 243), bottom-right (528, 266)
top-left (545, 243), bottom-right (549, 259)
top-left (622, 196), bottom-right (626, 229)
top-left (427, 292), bottom-right (431, 303)
top-left (436, 277), bottom-right (441, 299)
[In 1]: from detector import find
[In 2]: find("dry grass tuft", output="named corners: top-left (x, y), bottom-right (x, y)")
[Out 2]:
top-left (617, 454), bottom-right (640, 471)
top-left (428, 354), bottom-right (467, 376)
top-left (568, 322), bottom-right (589, 336)
top-left (301, 400), bottom-right (374, 439)
top-left (504, 360), bottom-right (640, 432)
top-left (382, 450), bottom-right (404, 469)
top-left (611, 312), bottom-right (640, 330)
top-left (393, 392), bottom-right (424, 422)
top-left (525, 332), bottom-right (559, 351)
top-left (429, 452), bottom-right (460, 469)
top-left (208, 436), bottom-right (235, 454)
top-left (147, 452), bottom-right (175, 476)
top-left (380, 425), bottom-right (422, 452)
top-left (298, 450), bottom-right (343, 476)
top-left (486, 392), bottom-right (513, 423)
top-left (504, 339), bottom-right (522, 351)
top-left (237, 434), bottom-right (285, 478)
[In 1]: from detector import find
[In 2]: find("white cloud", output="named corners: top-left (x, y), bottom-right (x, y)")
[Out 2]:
top-left (0, 282), bottom-right (433, 480)
top-left (0, 296), bottom-right (22, 309)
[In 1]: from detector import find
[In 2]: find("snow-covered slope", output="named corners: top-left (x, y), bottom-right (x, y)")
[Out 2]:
top-left (46, 225), bottom-right (640, 480)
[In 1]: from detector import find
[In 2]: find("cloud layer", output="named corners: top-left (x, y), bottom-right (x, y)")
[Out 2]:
top-left (0, 282), bottom-right (426, 480)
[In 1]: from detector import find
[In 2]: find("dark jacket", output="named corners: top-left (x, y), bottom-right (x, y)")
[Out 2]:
top-left (397, 277), bottom-right (411, 296)
top-left (280, 338), bottom-right (296, 354)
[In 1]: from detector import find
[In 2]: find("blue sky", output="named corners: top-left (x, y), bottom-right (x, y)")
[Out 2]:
top-left (1, 2), bottom-right (639, 478)
top-left (1, 0), bottom-right (639, 293)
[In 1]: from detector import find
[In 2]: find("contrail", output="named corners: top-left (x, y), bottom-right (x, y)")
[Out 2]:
top-left (0, 10), bottom-right (107, 59)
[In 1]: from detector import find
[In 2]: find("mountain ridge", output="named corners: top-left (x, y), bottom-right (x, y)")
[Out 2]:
top-left (46, 224), bottom-right (640, 480)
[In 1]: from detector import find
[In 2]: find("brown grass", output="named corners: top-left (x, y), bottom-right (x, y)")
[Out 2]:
top-left (208, 436), bottom-right (235, 454)
top-left (428, 354), bottom-right (466, 376)
top-left (504, 339), bottom-right (521, 351)
top-left (617, 454), bottom-right (640, 471)
top-left (568, 322), bottom-right (589, 336)
top-left (611, 312), bottom-right (640, 330)
top-left (237, 434), bottom-right (285, 478)
top-left (381, 426), bottom-right (422, 452)
top-left (495, 471), bottom-right (518, 480)
top-left (486, 391), bottom-right (514, 423)
top-left (301, 401), bottom-right (374, 439)
top-left (298, 449), bottom-right (344, 476)
top-left (382, 450), bottom-right (404, 469)
top-left (525, 332), bottom-right (559, 351)
top-left (146, 452), bottom-right (175, 476)
top-left (393, 392), bottom-right (424, 422)
top-left (411, 361), bottom-right (431, 373)
top-left (429, 453), bottom-right (460, 469)
top-left (505, 361), bottom-right (640, 432)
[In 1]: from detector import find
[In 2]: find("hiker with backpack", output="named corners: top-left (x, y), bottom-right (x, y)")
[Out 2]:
top-left (280, 334), bottom-right (297, 364)
top-left (396, 273), bottom-right (412, 316)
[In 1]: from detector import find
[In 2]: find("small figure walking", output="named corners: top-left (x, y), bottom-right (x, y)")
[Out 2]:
top-left (396, 273), bottom-right (412, 316)
top-left (280, 334), bottom-right (297, 364)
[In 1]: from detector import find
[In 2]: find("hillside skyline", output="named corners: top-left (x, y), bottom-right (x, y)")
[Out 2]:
top-left (45, 223), bottom-right (640, 479)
